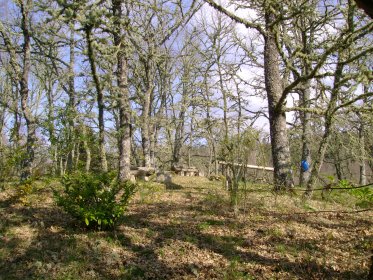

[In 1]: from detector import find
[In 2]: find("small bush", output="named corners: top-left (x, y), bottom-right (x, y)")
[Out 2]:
top-left (16, 179), bottom-right (35, 205)
top-left (54, 172), bottom-right (136, 230)
top-left (17, 181), bottom-right (34, 196)
top-left (349, 187), bottom-right (373, 208)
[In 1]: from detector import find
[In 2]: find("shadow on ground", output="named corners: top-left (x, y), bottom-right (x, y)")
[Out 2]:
top-left (0, 183), bottom-right (371, 279)
top-left (121, 201), bottom-right (369, 280)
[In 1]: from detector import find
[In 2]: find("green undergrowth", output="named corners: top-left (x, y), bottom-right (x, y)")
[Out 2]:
top-left (54, 172), bottom-right (137, 230)
top-left (136, 181), bottom-right (165, 204)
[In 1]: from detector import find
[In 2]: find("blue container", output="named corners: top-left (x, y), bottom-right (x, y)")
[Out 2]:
top-left (301, 160), bottom-right (309, 172)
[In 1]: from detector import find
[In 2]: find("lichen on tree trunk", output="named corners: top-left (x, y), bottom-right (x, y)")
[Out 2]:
top-left (264, 10), bottom-right (293, 191)
top-left (113, 0), bottom-right (132, 182)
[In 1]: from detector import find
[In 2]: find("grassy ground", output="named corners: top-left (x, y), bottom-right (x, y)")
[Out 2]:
top-left (0, 176), bottom-right (372, 279)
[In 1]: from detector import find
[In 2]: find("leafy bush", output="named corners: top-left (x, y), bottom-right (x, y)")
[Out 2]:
top-left (0, 145), bottom-right (25, 184)
top-left (334, 179), bottom-right (372, 207)
top-left (349, 187), bottom-right (373, 208)
top-left (15, 179), bottom-right (35, 205)
top-left (54, 172), bottom-right (136, 230)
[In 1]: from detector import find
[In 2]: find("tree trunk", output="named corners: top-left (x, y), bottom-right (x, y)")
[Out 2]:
top-left (141, 86), bottom-right (153, 168)
top-left (218, 61), bottom-right (229, 145)
top-left (19, 0), bottom-right (37, 182)
top-left (172, 115), bottom-right (185, 168)
top-left (0, 103), bottom-right (4, 148)
top-left (297, 4), bottom-right (317, 188)
top-left (150, 68), bottom-right (168, 168)
top-left (172, 102), bottom-right (186, 168)
top-left (335, 160), bottom-right (343, 181)
top-left (59, 155), bottom-right (64, 176)
top-left (131, 140), bottom-right (140, 167)
top-left (172, 74), bottom-right (187, 168)
top-left (305, 111), bottom-right (334, 196)
top-left (53, 146), bottom-right (58, 176)
top-left (74, 142), bottom-right (80, 170)
top-left (46, 78), bottom-right (57, 175)
top-left (299, 84), bottom-right (312, 187)
top-left (149, 131), bottom-right (156, 167)
top-left (236, 82), bottom-right (242, 136)
top-left (140, 46), bottom-right (156, 168)
top-left (66, 24), bottom-right (76, 173)
top-left (113, 0), bottom-right (132, 182)
top-left (305, 53), bottom-right (344, 197)
top-left (358, 114), bottom-right (366, 185)
top-left (264, 10), bottom-right (293, 190)
top-left (188, 98), bottom-right (195, 168)
top-left (208, 145), bottom-right (212, 177)
top-left (203, 74), bottom-right (218, 176)
top-left (11, 94), bottom-right (21, 147)
top-left (85, 26), bottom-right (108, 172)
top-left (81, 124), bottom-right (91, 173)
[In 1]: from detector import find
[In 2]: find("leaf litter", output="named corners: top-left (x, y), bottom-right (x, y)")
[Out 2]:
top-left (0, 176), bottom-right (371, 279)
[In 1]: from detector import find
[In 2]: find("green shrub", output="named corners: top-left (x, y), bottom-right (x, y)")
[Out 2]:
top-left (54, 172), bottom-right (136, 230)
top-left (16, 179), bottom-right (35, 205)
top-left (349, 187), bottom-right (373, 208)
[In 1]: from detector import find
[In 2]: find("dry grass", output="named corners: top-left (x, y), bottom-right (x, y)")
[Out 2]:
top-left (0, 176), bottom-right (372, 279)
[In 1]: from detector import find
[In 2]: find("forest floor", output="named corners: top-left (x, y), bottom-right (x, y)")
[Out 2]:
top-left (0, 176), bottom-right (372, 280)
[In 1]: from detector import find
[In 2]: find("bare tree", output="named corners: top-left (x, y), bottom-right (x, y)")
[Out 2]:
top-left (84, 23), bottom-right (108, 172)
top-left (112, 0), bottom-right (132, 181)
top-left (204, 0), bottom-right (295, 190)
top-left (0, 0), bottom-right (37, 181)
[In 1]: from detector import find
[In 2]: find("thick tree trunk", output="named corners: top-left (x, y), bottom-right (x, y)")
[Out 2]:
top-left (19, 0), bottom-right (37, 182)
top-left (113, 0), bottom-right (132, 182)
top-left (85, 26), bottom-right (108, 172)
top-left (116, 61), bottom-right (132, 181)
top-left (140, 49), bottom-right (156, 168)
top-left (172, 80), bottom-right (187, 168)
top-left (264, 11), bottom-right (293, 190)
